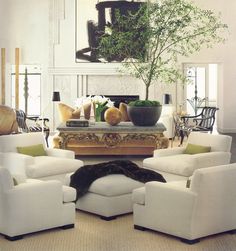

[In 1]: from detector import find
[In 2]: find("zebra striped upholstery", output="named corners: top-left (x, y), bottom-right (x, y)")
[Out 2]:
top-left (15, 109), bottom-right (50, 147)
top-left (179, 107), bottom-right (218, 145)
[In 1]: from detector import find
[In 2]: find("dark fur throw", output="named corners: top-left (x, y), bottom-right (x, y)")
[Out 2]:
top-left (70, 160), bottom-right (166, 200)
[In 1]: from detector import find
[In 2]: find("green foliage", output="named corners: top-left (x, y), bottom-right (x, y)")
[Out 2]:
top-left (98, 0), bottom-right (228, 100)
top-left (128, 100), bottom-right (160, 107)
top-left (98, 5), bottom-right (149, 62)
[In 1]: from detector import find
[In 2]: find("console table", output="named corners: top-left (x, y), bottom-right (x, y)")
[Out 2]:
top-left (56, 122), bottom-right (168, 156)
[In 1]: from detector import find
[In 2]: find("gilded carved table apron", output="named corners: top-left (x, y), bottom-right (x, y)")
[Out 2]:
top-left (56, 122), bottom-right (168, 156)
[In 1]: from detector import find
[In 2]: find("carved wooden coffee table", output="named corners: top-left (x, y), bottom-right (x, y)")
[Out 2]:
top-left (56, 122), bottom-right (168, 156)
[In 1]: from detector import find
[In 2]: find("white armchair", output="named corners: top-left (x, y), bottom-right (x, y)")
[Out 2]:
top-left (0, 167), bottom-right (76, 241)
top-left (132, 163), bottom-right (236, 244)
top-left (0, 132), bottom-right (84, 183)
top-left (143, 132), bottom-right (232, 181)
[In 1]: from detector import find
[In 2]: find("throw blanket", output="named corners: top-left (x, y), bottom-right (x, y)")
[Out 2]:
top-left (70, 160), bottom-right (166, 199)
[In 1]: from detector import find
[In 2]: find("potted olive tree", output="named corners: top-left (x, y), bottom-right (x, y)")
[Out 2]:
top-left (98, 0), bottom-right (228, 126)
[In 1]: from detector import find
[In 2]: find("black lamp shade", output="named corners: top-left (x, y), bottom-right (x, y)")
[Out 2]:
top-left (163, 94), bottom-right (172, 105)
top-left (52, 91), bottom-right (61, 102)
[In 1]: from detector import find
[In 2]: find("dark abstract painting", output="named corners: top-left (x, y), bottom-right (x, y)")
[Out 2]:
top-left (75, 0), bottom-right (145, 63)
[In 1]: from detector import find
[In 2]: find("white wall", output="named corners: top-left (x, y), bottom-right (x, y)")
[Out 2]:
top-left (48, 0), bottom-right (236, 132)
top-left (0, 0), bottom-right (49, 64)
top-left (181, 0), bottom-right (236, 133)
top-left (0, 0), bottom-right (50, 114)
top-left (0, 0), bottom-right (235, 132)
top-left (51, 0), bottom-right (176, 128)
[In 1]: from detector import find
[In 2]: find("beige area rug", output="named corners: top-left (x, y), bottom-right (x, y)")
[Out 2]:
top-left (1, 210), bottom-right (236, 251)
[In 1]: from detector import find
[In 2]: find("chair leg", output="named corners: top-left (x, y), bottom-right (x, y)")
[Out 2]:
top-left (179, 130), bottom-right (185, 146)
top-left (44, 131), bottom-right (50, 147)
top-left (61, 224), bottom-right (74, 229)
top-left (228, 229), bottom-right (236, 234)
top-left (100, 216), bottom-right (117, 221)
top-left (180, 238), bottom-right (200, 244)
top-left (134, 225), bottom-right (146, 231)
top-left (5, 235), bottom-right (23, 241)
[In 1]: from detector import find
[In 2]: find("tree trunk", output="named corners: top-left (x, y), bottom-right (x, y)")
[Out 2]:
top-left (145, 85), bottom-right (149, 100)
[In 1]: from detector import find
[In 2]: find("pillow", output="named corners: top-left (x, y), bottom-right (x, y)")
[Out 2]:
top-left (17, 144), bottom-right (47, 157)
top-left (184, 143), bottom-right (211, 155)
top-left (119, 102), bottom-right (130, 121)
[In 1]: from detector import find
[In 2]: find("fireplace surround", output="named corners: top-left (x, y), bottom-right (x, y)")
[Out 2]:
top-left (89, 95), bottom-right (139, 108)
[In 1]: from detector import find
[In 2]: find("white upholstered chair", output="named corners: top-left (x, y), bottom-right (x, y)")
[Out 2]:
top-left (132, 163), bottom-right (236, 244)
top-left (143, 132), bottom-right (232, 181)
top-left (0, 167), bottom-right (76, 241)
top-left (0, 132), bottom-right (83, 183)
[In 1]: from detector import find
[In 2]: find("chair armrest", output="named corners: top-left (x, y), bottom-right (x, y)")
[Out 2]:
top-left (153, 147), bottom-right (186, 157)
top-left (142, 182), bottom-right (197, 229)
top-left (38, 118), bottom-right (50, 123)
top-left (193, 152), bottom-right (231, 170)
top-left (132, 187), bottom-right (146, 205)
top-left (0, 152), bottom-right (2, 164)
top-left (26, 116), bottom-right (39, 121)
top-left (4, 180), bottom-right (63, 210)
top-left (181, 113), bottom-right (201, 119)
top-left (46, 148), bottom-right (75, 159)
top-left (2, 180), bottom-right (75, 235)
top-left (193, 116), bottom-right (213, 121)
top-left (27, 116), bottom-right (49, 123)
top-left (2, 152), bottom-right (34, 178)
top-left (145, 181), bottom-right (196, 205)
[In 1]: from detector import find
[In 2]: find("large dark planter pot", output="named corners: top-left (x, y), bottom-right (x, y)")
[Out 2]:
top-left (127, 105), bottom-right (162, 126)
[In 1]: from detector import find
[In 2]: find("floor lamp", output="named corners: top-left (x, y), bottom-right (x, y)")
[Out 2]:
top-left (52, 91), bottom-right (61, 132)
top-left (162, 93), bottom-right (175, 147)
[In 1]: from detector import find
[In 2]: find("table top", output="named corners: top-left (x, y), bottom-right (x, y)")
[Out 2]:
top-left (57, 121), bottom-right (166, 133)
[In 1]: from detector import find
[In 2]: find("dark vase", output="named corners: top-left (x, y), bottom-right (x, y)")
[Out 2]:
top-left (127, 105), bottom-right (162, 126)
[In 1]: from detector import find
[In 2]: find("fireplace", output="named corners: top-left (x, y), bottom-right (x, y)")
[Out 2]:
top-left (99, 95), bottom-right (139, 108)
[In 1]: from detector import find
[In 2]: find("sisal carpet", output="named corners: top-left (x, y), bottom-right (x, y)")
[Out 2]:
top-left (1, 135), bottom-right (236, 251)
top-left (1, 210), bottom-right (236, 251)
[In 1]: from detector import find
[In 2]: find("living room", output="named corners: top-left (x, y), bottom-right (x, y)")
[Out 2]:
top-left (0, 0), bottom-right (236, 250)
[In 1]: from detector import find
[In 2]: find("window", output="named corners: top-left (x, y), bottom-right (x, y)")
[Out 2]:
top-left (11, 65), bottom-right (41, 116)
top-left (184, 64), bottom-right (217, 115)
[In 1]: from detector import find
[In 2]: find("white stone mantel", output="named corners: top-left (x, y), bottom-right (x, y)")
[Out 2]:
top-left (48, 64), bottom-right (122, 75)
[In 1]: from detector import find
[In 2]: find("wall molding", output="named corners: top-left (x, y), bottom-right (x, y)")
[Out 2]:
top-left (1, 48), bottom-right (6, 105)
top-left (218, 127), bottom-right (236, 134)
top-left (48, 64), bottom-right (123, 75)
top-left (49, 0), bottom-right (65, 67)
